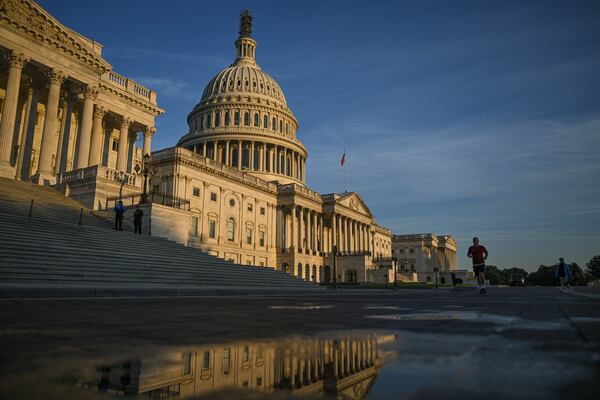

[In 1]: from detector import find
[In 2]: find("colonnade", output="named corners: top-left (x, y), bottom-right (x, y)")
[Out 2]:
top-left (190, 140), bottom-right (305, 182)
top-left (190, 108), bottom-right (296, 138)
top-left (276, 336), bottom-right (378, 390)
top-left (0, 50), bottom-right (155, 182)
top-left (279, 206), bottom-right (374, 255)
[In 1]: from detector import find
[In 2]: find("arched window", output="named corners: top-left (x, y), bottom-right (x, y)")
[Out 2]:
top-left (225, 111), bottom-right (230, 126)
top-left (305, 264), bottom-right (310, 281)
top-left (215, 112), bottom-right (220, 127)
top-left (226, 218), bottom-right (235, 242)
top-left (206, 114), bottom-right (212, 128)
top-left (234, 111), bottom-right (240, 125)
top-left (272, 117), bottom-right (277, 131)
top-left (297, 263), bottom-right (303, 278)
top-left (286, 123), bottom-right (289, 134)
top-left (263, 115), bottom-right (268, 128)
top-left (254, 113), bottom-right (259, 127)
top-left (244, 112), bottom-right (250, 126)
top-left (279, 119), bottom-right (283, 133)
top-left (200, 116), bottom-right (204, 129)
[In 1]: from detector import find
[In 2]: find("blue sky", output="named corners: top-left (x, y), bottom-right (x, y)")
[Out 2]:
top-left (39, 0), bottom-right (600, 270)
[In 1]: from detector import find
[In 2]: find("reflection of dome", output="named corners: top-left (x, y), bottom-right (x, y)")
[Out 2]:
top-left (178, 11), bottom-right (307, 186)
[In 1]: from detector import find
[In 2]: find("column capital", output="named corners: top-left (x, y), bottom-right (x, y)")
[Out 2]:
top-left (118, 116), bottom-right (133, 129)
top-left (93, 105), bottom-right (107, 119)
top-left (144, 126), bottom-right (157, 137)
top-left (46, 69), bottom-right (66, 85)
top-left (6, 52), bottom-right (28, 69)
top-left (82, 85), bottom-right (100, 100)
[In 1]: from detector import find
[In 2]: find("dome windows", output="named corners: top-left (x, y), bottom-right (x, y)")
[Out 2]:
top-left (263, 115), bottom-right (268, 128)
top-left (234, 111), bottom-right (240, 125)
top-left (272, 117), bottom-right (277, 131)
top-left (244, 112), bottom-right (250, 126)
top-left (225, 111), bottom-right (230, 126)
top-left (254, 113), bottom-right (259, 127)
top-left (215, 112), bottom-right (221, 127)
top-left (200, 116), bottom-right (205, 129)
top-left (206, 114), bottom-right (212, 128)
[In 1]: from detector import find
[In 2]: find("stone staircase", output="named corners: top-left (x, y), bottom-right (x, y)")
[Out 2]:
top-left (0, 178), bottom-right (318, 296)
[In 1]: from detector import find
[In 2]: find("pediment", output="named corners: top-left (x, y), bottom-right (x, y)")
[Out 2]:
top-left (0, 0), bottom-right (111, 73)
top-left (336, 192), bottom-right (373, 218)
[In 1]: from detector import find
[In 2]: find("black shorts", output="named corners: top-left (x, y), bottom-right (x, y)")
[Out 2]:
top-left (473, 264), bottom-right (486, 276)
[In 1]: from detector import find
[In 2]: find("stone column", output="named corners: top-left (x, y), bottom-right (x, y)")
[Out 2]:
top-left (34, 69), bottom-right (65, 184)
top-left (0, 52), bottom-right (28, 177)
top-left (87, 106), bottom-right (106, 167)
top-left (116, 116), bottom-right (132, 172)
top-left (202, 142), bottom-right (206, 157)
top-left (213, 141), bottom-right (217, 161)
top-left (250, 141), bottom-right (255, 170)
top-left (237, 140), bottom-right (242, 169)
top-left (320, 214), bottom-right (324, 252)
top-left (298, 207), bottom-right (304, 250)
top-left (142, 125), bottom-right (155, 157)
top-left (331, 214), bottom-right (337, 252)
top-left (15, 78), bottom-right (33, 180)
top-left (74, 86), bottom-right (98, 169)
top-left (283, 148), bottom-right (287, 176)
top-left (54, 96), bottom-right (68, 175)
top-left (312, 212), bottom-right (317, 252)
top-left (306, 209), bottom-right (312, 251)
top-left (290, 205), bottom-right (296, 250)
top-left (225, 140), bottom-right (230, 166)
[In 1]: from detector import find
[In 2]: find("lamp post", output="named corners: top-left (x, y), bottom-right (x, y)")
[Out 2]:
top-left (134, 154), bottom-right (158, 204)
top-left (393, 256), bottom-right (398, 289)
top-left (331, 245), bottom-right (338, 290)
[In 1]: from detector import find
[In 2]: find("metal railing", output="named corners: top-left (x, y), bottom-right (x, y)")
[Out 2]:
top-left (105, 192), bottom-right (190, 211)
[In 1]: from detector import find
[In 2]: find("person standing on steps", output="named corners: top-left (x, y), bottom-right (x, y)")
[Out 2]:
top-left (467, 237), bottom-right (489, 294)
top-left (133, 204), bottom-right (144, 234)
top-left (114, 200), bottom-right (126, 231)
top-left (554, 257), bottom-right (573, 294)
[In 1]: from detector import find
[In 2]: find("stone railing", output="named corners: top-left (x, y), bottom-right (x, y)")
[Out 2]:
top-left (278, 183), bottom-right (322, 201)
top-left (100, 71), bottom-right (157, 105)
top-left (153, 147), bottom-right (279, 192)
top-left (57, 165), bottom-right (140, 187)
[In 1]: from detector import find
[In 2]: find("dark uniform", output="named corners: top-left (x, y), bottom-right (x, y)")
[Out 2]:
top-left (133, 208), bottom-right (144, 234)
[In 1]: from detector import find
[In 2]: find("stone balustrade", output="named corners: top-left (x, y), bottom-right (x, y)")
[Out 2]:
top-left (57, 165), bottom-right (140, 187)
top-left (101, 71), bottom-right (157, 105)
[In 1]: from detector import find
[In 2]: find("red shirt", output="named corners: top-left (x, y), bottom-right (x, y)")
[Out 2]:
top-left (468, 245), bottom-right (488, 265)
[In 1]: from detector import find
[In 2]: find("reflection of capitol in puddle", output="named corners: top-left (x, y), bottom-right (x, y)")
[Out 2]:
top-left (76, 332), bottom-right (395, 399)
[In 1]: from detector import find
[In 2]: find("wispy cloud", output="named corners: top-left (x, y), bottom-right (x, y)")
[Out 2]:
top-left (134, 76), bottom-right (191, 97)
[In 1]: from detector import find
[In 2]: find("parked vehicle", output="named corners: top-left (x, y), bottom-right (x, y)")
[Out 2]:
top-left (509, 273), bottom-right (526, 286)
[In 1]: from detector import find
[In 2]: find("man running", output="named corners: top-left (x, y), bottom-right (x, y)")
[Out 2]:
top-left (467, 237), bottom-right (489, 294)
top-left (554, 257), bottom-right (573, 293)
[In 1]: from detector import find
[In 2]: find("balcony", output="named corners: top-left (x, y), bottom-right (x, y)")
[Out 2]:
top-left (100, 71), bottom-right (158, 105)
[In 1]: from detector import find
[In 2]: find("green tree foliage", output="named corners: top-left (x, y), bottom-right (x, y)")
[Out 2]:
top-left (570, 263), bottom-right (590, 285)
top-left (484, 265), bottom-right (504, 285)
top-left (527, 265), bottom-right (556, 286)
top-left (586, 255), bottom-right (600, 279)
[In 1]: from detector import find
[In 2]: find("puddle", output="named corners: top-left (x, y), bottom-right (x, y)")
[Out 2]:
top-left (365, 311), bottom-right (578, 331)
top-left (0, 329), bottom-right (595, 400)
top-left (269, 305), bottom-right (335, 310)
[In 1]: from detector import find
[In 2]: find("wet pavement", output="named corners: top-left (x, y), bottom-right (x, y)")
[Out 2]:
top-left (0, 286), bottom-right (598, 399)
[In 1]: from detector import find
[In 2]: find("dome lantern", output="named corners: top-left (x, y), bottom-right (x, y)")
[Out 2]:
top-left (234, 10), bottom-right (257, 67)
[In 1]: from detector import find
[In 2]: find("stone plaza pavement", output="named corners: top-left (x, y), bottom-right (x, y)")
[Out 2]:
top-left (0, 286), bottom-right (598, 399)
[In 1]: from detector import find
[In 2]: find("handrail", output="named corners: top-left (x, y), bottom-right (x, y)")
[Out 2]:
top-left (105, 191), bottom-right (190, 211)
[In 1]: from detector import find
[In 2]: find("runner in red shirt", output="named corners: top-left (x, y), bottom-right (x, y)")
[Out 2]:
top-left (467, 237), bottom-right (489, 294)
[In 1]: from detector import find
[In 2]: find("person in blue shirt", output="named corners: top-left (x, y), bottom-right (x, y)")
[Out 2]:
top-left (114, 200), bottom-right (126, 231)
top-left (554, 257), bottom-right (572, 293)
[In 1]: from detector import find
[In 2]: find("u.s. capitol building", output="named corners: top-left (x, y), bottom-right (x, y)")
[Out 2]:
top-left (0, 1), bottom-right (396, 283)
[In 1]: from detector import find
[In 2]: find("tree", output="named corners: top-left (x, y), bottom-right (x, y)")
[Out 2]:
top-left (484, 265), bottom-right (505, 285)
top-left (570, 262), bottom-right (591, 286)
top-left (528, 265), bottom-right (556, 286)
top-left (586, 255), bottom-right (600, 279)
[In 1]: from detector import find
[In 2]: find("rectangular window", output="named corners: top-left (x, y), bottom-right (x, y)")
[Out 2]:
top-left (242, 346), bottom-right (249, 362)
top-left (202, 351), bottom-right (210, 370)
top-left (193, 187), bottom-right (200, 197)
top-left (210, 192), bottom-right (217, 202)
top-left (112, 139), bottom-right (119, 151)
top-left (247, 204), bottom-right (253, 212)
top-left (223, 348), bottom-right (230, 374)
top-left (227, 219), bottom-right (235, 242)
top-left (260, 207), bottom-right (265, 215)
top-left (259, 231), bottom-right (265, 247)
top-left (191, 217), bottom-right (199, 237)
top-left (209, 220), bottom-right (216, 238)
top-left (182, 353), bottom-right (192, 375)
top-left (246, 228), bottom-right (253, 245)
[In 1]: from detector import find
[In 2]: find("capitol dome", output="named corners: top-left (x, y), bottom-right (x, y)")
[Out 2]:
top-left (178, 11), bottom-right (307, 186)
